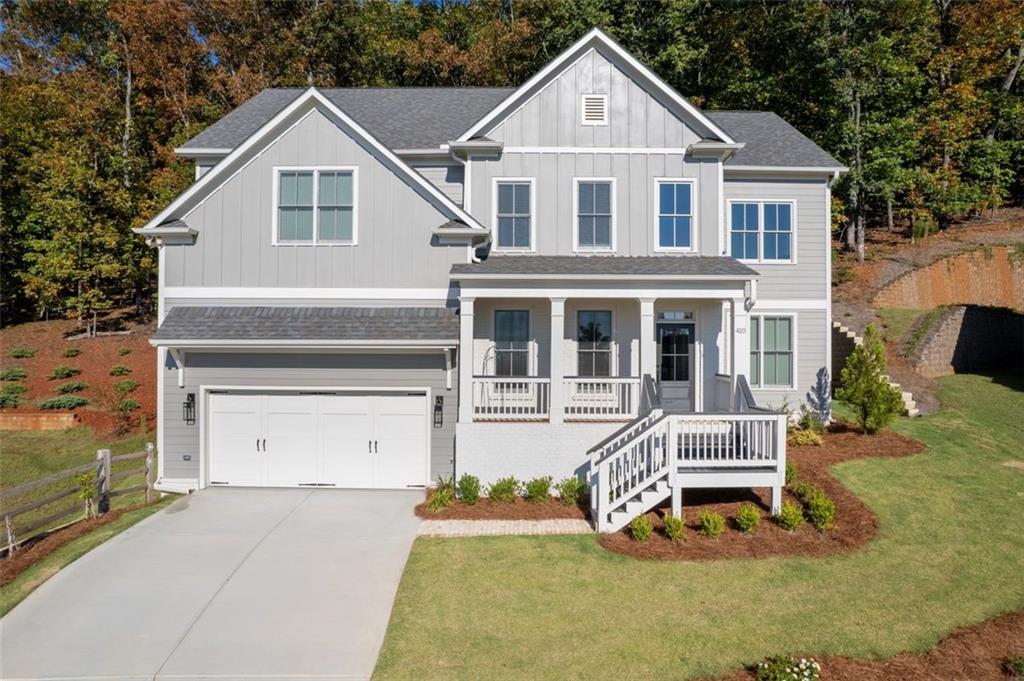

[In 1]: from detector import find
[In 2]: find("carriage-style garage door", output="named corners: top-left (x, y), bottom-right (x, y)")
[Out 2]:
top-left (208, 392), bottom-right (427, 488)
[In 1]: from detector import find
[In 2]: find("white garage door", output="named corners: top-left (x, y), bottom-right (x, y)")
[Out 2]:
top-left (208, 392), bottom-right (427, 489)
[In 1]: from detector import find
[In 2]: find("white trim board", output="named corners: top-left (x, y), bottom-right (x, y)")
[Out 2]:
top-left (163, 287), bottom-right (455, 301)
top-left (751, 299), bottom-right (828, 311)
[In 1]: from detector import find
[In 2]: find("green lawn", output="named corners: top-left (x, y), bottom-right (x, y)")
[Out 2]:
top-left (876, 306), bottom-right (947, 354)
top-left (374, 373), bottom-right (1024, 680)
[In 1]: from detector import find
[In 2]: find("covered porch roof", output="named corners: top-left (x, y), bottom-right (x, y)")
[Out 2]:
top-left (450, 255), bottom-right (758, 281)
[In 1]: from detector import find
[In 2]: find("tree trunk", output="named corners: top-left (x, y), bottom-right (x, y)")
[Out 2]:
top-left (120, 34), bottom-right (133, 191)
top-left (986, 41), bottom-right (1024, 142)
top-left (887, 199), bottom-right (894, 232)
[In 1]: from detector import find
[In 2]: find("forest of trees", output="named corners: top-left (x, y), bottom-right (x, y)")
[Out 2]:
top-left (2, 0), bottom-right (1022, 328)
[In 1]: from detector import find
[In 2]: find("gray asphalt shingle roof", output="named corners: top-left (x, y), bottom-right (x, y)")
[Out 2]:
top-left (450, 255), bottom-right (757, 278)
top-left (706, 111), bottom-right (842, 168)
top-left (154, 306), bottom-right (459, 342)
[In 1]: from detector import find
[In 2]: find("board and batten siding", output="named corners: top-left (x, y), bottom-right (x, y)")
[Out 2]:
top-left (469, 152), bottom-right (720, 256)
top-left (411, 163), bottom-right (464, 206)
top-left (164, 108), bottom-right (466, 290)
top-left (722, 177), bottom-right (829, 300)
top-left (487, 48), bottom-right (703, 149)
top-left (161, 352), bottom-right (457, 482)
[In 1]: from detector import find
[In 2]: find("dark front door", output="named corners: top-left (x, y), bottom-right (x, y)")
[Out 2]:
top-left (657, 322), bottom-right (694, 410)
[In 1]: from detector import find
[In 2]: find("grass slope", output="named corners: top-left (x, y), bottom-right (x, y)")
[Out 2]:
top-left (374, 373), bottom-right (1024, 680)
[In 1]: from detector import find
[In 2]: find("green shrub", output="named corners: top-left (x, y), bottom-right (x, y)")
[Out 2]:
top-left (755, 655), bottom-right (821, 681)
top-left (48, 365), bottom-right (80, 380)
top-left (62, 348), bottom-right (81, 358)
top-left (113, 379), bottom-right (140, 396)
top-left (0, 367), bottom-right (27, 381)
top-left (117, 347), bottom-right (132, 356)
top-left (792, 481), bottom-right (821, 503)
top-left (735, 504), bottom-right (760, 534)
top-left (115, 398), bottom-right (140, 413)
top-left (488, 477), bottom-right (520, 503)
top-left (426, 475), bottom-right (456, 512)
top-left (108, 365), bottom-right (131, 376)
top-left (775, 501), bottom-right (806, 531)
top-left (797, 409), bottom-right (826, 434)
top-left (1, 383), bottom-right (27, 396)
top-left (9, 347), bottom-right (35, 358)
top-left (629, 514), bottom-right (653, 542)
top-left (39, 395), bottom-right (88, 410)
top-left (836, 324), bottom-right (904, 433)
top-left (788, 427), bottom-right (823, 446)
top-left (524, 476), bottom-right (552, 503)
top-left (56, 381), bottom-right (88, 394)
top-left (556, 476), bottom-right (587, 507)
top-left (662, 513), bottom-right (685, 543)
top-left (806, 493), bottom-right (836, 530)
top-left (0, 393), bottom-right (19, 408)
top-left (1003, 655), bottom-right (1024, 678)
top-left (785, 462), bottom-right (797, 486)
top-left (457, 474), bottom-right (480, 504)
top-left (697, 510), bottom-right (726, 538)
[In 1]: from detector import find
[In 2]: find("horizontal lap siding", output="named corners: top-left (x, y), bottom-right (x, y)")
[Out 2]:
top-left (723, 178), bottom-right (829, 299)
top-left (411, 164), bottom-right (464, 206)
top-left (750, 310), bottom-right (827, 409)
top-left (161, 352), bottom-right (457, 482)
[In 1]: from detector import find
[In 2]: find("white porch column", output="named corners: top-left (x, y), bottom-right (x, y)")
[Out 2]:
top-left (549, 297), bottom-right (565, 424)
top-left (639, 298), bottom-right (656, 379)
top-left (458, 298), bottom-right (475, 422)
top-left (729, 297), bottom-right (751, 392)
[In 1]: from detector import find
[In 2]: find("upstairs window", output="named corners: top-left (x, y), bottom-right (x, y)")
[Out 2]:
top-left (275, 168), bottom-right (356, 245)
top-left (494, 310), bottom-right (530, 377)
top-left (576, 179), bottom-right (614, 251)
top-left (656, 180), bottom-right (694, 251)
top-left (577, 310), bottom-right (613, 377)
top-left (729, 200), bottom-right (794, 262)
top-left (495, 180), bottom-right (533, 250)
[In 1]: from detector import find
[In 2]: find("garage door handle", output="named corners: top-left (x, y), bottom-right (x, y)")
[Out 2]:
top-left (368, 440), bottom-right (372, 453)
top-left (262, 438), bottom-right (266, 452)
top-left (256, 438), bottom-right (260, 452)
top-left (374, 440), bottom-right (379, 453)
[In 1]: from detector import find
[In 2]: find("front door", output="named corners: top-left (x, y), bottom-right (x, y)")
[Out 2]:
top-left (657, 322), bottom-right (694, 410)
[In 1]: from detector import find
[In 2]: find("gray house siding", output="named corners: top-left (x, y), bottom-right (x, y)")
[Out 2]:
top-left (411, 163), bottom-right (464, 206)
top-left (722, 177), bottom-right (829, 300)
top-left (486, 48), bottom-right (702, 149)
top-left (161, 351), bottom-right (457, 481)
top-left (164, 108), bottom-right (466, 290)
top-left (748, 309), bottom-right (827, 409)
top-left (469, 152), bottom-right (720, 256)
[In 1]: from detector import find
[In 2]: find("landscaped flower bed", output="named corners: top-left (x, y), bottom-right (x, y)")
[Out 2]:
top-left (416, 474), bottom-right (590, 521)
top-left (599, 422), bottom-right (925, 560)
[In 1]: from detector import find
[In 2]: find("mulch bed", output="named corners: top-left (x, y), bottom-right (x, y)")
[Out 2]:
top-left (598, 422), bottom-right (926, 560)
top-left (0, 504), bottom-right (143, 586)
top-left (713, 609), bottom-right (1024, 680)
top-left (416, 495), bottom-right (588, 520)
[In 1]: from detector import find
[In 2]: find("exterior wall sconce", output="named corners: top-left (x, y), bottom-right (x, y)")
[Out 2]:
top-left (433, 396), bottom-right (444, 428)
top-left (183, 393), bottom-right (196, 425)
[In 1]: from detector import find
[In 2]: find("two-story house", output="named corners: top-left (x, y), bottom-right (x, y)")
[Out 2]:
top-left (137, 29), bottom-right (844, 531)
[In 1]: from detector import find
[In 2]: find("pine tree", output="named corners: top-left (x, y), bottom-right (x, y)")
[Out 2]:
top-left (836, 325), bottom-right (904, 434)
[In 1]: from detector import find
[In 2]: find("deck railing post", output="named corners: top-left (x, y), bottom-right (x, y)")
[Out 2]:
top-left (145, 442), bottom-right (156, 503)
top-left (95, 449), bottom-right (112, 515)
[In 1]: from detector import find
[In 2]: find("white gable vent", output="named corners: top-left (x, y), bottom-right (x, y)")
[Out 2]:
top-left (581, 94), bottom-right (608, 126)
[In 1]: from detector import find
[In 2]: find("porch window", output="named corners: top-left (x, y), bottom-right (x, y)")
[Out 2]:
top-left (749, 316), bottom-right (793, 387)
top-left (577, 310), bottom-right (612, 377)
top-left (494, 310), bottom-right (530, 377)
top-left (576, 180), bottom-right (613, 250)
top-left (656, 180), bottom-right (693, 250)
top-left (276, 168), bottom-right (356, 244)
top-left (730, 200), bottom-right (794, 262)
top-left (495, 180), bottom-right (532, 250)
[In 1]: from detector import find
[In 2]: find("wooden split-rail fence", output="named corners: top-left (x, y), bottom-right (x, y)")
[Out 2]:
top-left (1, 443), bottom-right (156, 554)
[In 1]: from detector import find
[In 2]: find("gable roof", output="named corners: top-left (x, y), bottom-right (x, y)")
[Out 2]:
top-left (707, 111), bottom-right (843, 169)
top-left (180, 87), bottom-right (515, 153)
top-left (139, 88), bottom-right (486, 234)
top-left (458, 28), bottom-right (736, 145)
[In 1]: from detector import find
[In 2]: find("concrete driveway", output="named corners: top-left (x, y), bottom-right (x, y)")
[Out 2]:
top-left (0, 488), bottom-right (421, 681)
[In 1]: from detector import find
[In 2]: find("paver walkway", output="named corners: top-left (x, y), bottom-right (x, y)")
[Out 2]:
top-left (418, 518), bottom-right (593, 536)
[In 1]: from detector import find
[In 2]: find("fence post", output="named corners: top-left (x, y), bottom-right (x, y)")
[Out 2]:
top-left (4, 514), bottom-right (16, 554)
top-left (96, 449), bottom-right (112, 515)
top-left (145, 442), bottom-right (155, 503)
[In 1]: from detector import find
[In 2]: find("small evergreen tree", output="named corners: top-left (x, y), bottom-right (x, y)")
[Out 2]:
top-left (836, 325), bottom-right (904, 434)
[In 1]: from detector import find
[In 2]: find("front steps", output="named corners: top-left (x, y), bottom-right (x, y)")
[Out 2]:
top-left (832, 322), bottom-right (920, 417)
top-left (606, 479), bottom-right (670, 532)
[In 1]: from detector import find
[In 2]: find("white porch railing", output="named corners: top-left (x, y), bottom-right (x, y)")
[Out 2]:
top-left (674, 413), bottom-right (784, 468)
top-left (472, 377), bottom-right (550, 420)
top-left (564, 377), bottom-right (640, 421)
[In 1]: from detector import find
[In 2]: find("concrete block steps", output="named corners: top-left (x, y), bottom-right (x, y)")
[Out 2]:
top-left (833, 321), bottom-right (919, 417)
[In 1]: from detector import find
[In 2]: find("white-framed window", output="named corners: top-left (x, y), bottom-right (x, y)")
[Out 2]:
top-left (749, 315), bottom-right (794, 388)
top-left (492, 178), bottom-right (534, 251)
top-left (654, 179), bottom-right (696, 251)
top-left (494, 310), bottom-right (530, 377)
top-left (574, 178), bottom-right (615, 252)
top-left (577, 310), bottom-right (613, 377)
top-left (273, 167), bottom-right (357, 245)
top-left (728, 200), bottom-right (795, 263)
top-left (581, 94), bottom-right (608, 126)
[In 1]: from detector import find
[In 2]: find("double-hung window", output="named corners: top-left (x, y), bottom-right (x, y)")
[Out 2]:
top-left (495, 180), bottom-right (532, 250)
top-left (730, 201), bottom-right (794, 262)
top-left (576, 180), bottom-right (614, 251)
top-left (494, 310), bottom-right (530, 377)
top-left (276, 168), bottom-right (356, 244)
top-left (577, 310), bottom-right (612, 377)
top-left (656, 180), bottom-right (694, 250)
top-left (749, 316), bottom-right (793, 388)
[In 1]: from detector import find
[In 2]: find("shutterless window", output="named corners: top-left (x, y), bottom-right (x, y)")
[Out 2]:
top-left (278, 171), bottom-right (314, 242)
top-left (762, 203), bottom-right (792, 260)
top-left (730, 202), bottom-right (759, 260)
top-left (494, 310), bottom-right (529, 377)
top-left (577, 181), bottom-right (612, 250)
top-left (577, 311), bottom-right (612, 377)
top-left (496, 181), bottom-right (531, 249)
top-left (277, 169), bottom-right (354, 244)
top-left (750, 316), bottom-right (792, 387)
top-left (317, 171), bottom-right (354, 242)
top-left (658, 181), bottom-right (693, 249)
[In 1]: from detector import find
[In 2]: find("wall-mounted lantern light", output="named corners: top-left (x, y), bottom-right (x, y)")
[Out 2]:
top-left (183, 393), bottom-right (196, 425)
top-left (433, 396), bottom-right (444, 428)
